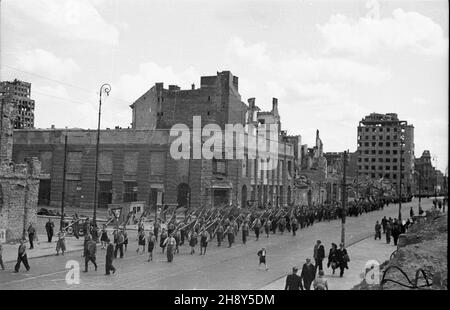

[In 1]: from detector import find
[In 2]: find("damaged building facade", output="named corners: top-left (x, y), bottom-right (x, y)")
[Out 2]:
top-left (12, 71), bottom-right (299, 212)
top-left (1, 91), bottom-right (41, 242)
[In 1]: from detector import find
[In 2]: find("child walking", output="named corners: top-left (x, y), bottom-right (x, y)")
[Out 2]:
top-left (257, 247), bottom-right (269, 271)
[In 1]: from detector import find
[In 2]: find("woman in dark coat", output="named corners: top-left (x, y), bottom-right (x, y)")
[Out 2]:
top-left (327, 243), bottom-right (338, 275)
top-left (336, 243), bottom-right (349, 277)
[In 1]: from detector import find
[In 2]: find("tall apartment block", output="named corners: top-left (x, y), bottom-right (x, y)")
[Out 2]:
top-left (0, 79), bottom-right (35, 129)
top-left (357, 113), bottom-right (415, 197)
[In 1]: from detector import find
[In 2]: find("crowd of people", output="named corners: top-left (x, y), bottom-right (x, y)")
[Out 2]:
top-left (284, 241), bottom-right (349, 290)
top-left (7, 196), bottom-right (447, 285)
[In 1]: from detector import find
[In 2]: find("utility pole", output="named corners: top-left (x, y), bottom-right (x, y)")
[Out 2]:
top-left (398, 134), bottom-right (403, 222)
top-left (433, 155), bottom-right (438, 200)
top-left (341, 150), bottom-right (348, 245)
top-left (60, 134), bottom-right (68, 230)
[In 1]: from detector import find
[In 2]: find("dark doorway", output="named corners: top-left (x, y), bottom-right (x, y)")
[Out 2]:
top-left (38, 179), bottom-right (51, 206)
top-left (177, 183), bottom-right (190, 207)
top-left (150, 188), bottom-right (158, 211)
top-left (99, 181), bottom-right (112, 208)
top-left (241, 185), bottom-right (247, 208)
top-left (213, 189), bottom-right (229, 207)
top-left (287, 186), bottom-right (291, 205)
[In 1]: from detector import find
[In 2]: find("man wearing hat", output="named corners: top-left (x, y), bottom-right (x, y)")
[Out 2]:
top-left (285, 267), bottom-right (303, 290)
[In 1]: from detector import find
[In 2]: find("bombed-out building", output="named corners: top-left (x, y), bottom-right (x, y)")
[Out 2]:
top-left (12, 71), bottom-right (299, 212)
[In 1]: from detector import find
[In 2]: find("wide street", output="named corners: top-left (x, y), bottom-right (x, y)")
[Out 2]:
top-left (0, 198), bottom-right (434, 290)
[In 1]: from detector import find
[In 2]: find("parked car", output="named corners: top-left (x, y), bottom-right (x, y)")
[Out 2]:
top-left (62, 218), bottom-right (86, 237)
top-left (37, 208), bottom-right (61, 216)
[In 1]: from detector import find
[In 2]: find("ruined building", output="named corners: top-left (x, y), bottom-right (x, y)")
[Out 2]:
top-left (12, 71), bottom-right (298, 211)
top-left (0, 79), bottom-right (35, 129)
top-left (1, 92), bottom-right (41, 242)
top-left (357, 113), bottom-right (415, 197)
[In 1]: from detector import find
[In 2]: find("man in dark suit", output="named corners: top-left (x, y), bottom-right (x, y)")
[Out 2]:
top-left (313, 240), bottom-right (325, 272)
top-left (105, 238), bottom-right (116, 275)
top-left (301, 258), bottom-right (316, 290)
top-left (84, 236), bottom-right (97, 272)
top-left (285, 267), bottom-right (303, 290)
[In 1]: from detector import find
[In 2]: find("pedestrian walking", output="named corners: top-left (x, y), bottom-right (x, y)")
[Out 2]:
top-left (14, 239), bottom-right (30, 272)
top-left (160, 228), bottom-right (168, 253)
top-left (83, 232), bottom-right (91, 257)
top-left (313, 240), bottom-right (325, 273)
top-left (189, 230), bottom-right (198, 254)
top-left (257, 247), bottom-right (268, 271)
top-left (0, 243), bottom-right (5, 270)
top-left (264, 219), bottom-right (271, 238)
top-left (56, 230), bottom-right (66, 256)
top-left (392, 219), bottom-right (401, 246)
top-left (381, 216), bottom-right (387, 234)
top-left (175, 229), bottom-right (181, 254)
top-left (123, 228), bottom-right (129, 252)
top-left (336, 243), bottom-right (349, 277)
top-left (410, 207), bottom-right (414, 218)
top-left (285, 267), bottom-right (303, 290)
top-left (83, 217), bottom-right (90, 236)
top-left (300, 258), bottom-right (315, 290)
top-left (84, 236), bottom-right (98, 272)
top-left (45, 219), bottom-right (55, 243)
top-left (226, 225), bottom-right (234, 248)
top-left (385, 221), bottom-right (392, 244)
top-left (147, 231), bottom-right (156, 262)
top-left (313, 270), bottom-right (328, 290)
top-left (100, 225), bottom-right (108, 249)
top-left (216, 223), bottom-right (224, 247)
top-left (72, 215), bottom-right (80, 240)
top-left (136, 230), bottom-right (146, 253)
top-left (279, 217), bottom-right (285, 234)
top-left (153, 220), bottom-right (161, 242)
top-left (163, 233), bottom-right (176, 262)
top-left (253, 218), bottom-right (261, 240)
top-left (327, 243), bottom-right (338, 275)
top-left (291, 217), bottom-right (298, 236)
top-left (114, 230), bottom-right (124, 259)
top-left (241, 221), bottom-right (249, 244)
top-left (27, 223), bottom-right (36, 249)
top-left (200, 229), bottom-right (209, 255)
top-left (374, 221), bottom-right (382, 240)
top-left (105, 238), bottom-right (116, 275)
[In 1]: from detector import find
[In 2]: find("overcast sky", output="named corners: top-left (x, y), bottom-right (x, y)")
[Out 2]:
top-left (1, 0), bottom-right (448, 172)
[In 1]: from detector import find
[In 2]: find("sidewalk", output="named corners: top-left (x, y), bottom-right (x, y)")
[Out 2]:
top-left (260, 236), bottom-right (396, 290)
top-left (2, 235), bottom-right (85, 263)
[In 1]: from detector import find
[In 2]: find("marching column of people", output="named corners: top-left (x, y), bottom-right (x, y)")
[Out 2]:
top-left (5, 196), bottom-right (442, 283)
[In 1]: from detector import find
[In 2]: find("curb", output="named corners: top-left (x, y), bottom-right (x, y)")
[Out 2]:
top-left (3, 246), bottom-right (85, 263)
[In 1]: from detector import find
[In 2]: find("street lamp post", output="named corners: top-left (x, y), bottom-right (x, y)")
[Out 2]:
top-left (433, 155), bottom-right (438, 200)
top-left (398, 129), bottom-right (405, 222)
top-left (93, 83), bottom-right (111, 228)
top-left (341, 150), bottom-right (348, 245)
top-left (60, 134), bottom-right (68, 230)
top-left (416, 171), bottom-right (421, 209)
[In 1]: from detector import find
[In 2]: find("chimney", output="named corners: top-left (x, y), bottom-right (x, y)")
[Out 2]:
top-left (272, 98), bottom-right (279, 116)
top-left (191, 84), bottom-right (195, 90)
